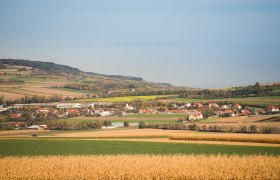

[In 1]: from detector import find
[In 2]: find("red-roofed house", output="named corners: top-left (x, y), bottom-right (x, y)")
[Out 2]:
top-left (37, 108), bottom-right (49, 114)
top-left (66, 109), bottom-right (80, 116)
top-left (8, 114), bottom-right (21, 120)
top-left (233, 104), bottom-right (242, 109)
top-left (267, 106), bottom-right (279, 112)
top-left (193, 103), bottom-right (203, 108)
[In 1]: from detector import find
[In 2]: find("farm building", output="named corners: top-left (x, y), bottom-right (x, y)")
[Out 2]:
top-left (27, 125), bottom-right (47, 130)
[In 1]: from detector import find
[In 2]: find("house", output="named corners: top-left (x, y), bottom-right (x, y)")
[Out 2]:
top-left (37, 108), bottom-right (49, 114)
top-left (27, 125), bottom-right (47, 130)
top-left (221, 105), bottom-right (229, 109)
top-left (66, 109), bottom-right (80, 116)
top-left (259, 110), bottom-right (267, 115)
top-left (239, 110), bottom-right (251, 116)
top-left (94, 109), bottom-right (113, 117)
top-left (138, 109), bottom-right (157, 114)
top-left (125, 103), bottom-right (134, 111)
top-left (193, 103), bottom-right (203, 108)
top-left (189, 112), bottom-right (203, 121)
top-left (208, 103), bottom-right (219, 108)
top-left (72, 103), bottom-right (82, 109)
top-left (267, 106), bottom-right (279, 112)
top-left (8, 113), bottom-right (21, 120)
top-left (233, 104), bottom-right (242, 109)
top-left (215, 110), bottom-right (235, 117)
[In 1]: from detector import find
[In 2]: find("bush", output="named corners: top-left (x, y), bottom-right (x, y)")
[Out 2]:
top-left (138, 121), bottom-right (146, 129)
top-left (124, 121), bottom-right (129, 127)
top-left (249, 125), bottom-right (258, 133)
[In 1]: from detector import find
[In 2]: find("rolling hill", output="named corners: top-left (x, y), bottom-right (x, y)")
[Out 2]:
top-left (0, 59), bottom-right (185, 101)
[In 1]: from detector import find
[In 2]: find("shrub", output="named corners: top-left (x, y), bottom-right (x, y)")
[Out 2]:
top-left (138, 121), bottom-right (146, 129)
top-left (124, 121), bottom-right (129, 127)
top-left (249, 125), bottom-right (258, 133)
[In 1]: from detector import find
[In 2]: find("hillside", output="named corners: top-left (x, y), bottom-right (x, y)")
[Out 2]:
top-left (0, 59), bottom-right (184, 102)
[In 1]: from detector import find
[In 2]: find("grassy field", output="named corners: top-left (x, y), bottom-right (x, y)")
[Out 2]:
top-left (1, 155), bottom-right (280, 180)
top-left (171, 96), bottom-right (280, 106)
top-left (1, 139), bottom-right (280, 156)
top-left (58, 118), bottom-right (178, 125)
top-left (74, 95), bottom-right (163, 102)
top-left (126, 113), bottom-right (185, 118)
top-left (61, 116), bottom-right (179, 125)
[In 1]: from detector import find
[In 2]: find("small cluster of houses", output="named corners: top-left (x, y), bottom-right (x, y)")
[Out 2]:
top-left (1, 101), bottom-right (279, 130)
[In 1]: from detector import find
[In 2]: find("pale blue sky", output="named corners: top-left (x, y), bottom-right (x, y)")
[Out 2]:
top-left (0, 0), bottom-right (280, 88)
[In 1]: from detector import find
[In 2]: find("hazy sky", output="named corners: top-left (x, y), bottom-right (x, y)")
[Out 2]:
top-left (1, 0), bottom-right (280, 88)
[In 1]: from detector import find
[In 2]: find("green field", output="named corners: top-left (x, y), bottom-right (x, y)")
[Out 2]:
top-left (58, 118), bottom-right (178, 125)
top-left (172, 96), bottom-right (280, 106)
top-left (126, 113), bottom-right (185, 118)
top-left (74, 95), bottom-right (162, 102)
top-left (0, 139), bottom-right (280, 157)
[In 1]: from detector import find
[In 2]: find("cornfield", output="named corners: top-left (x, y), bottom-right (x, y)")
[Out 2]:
top-left (0, 155), bottom-right (280, 179)
top-left (169, 133), bottom-right (280, 144)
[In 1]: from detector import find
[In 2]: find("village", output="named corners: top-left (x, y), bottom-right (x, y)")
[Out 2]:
top-left (0, 100), bottom-right (279, 130)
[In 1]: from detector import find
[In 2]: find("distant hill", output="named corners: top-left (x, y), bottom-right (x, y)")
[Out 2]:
top-left (0, 59), bottom-right (82, 74)
top-left (0, 59), bottom-right (145, 82)
top-left (86, 72), bottom-right (143, 81)
top-left (0, 59), bottom-right (184, 101)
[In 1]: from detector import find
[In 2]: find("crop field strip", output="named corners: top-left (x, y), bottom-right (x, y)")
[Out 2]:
top-left (1, 139), bottom-right (280, 156)
top-left (0, 87), bottom-right (53, 96)
top-left (20, 87), bottom-right (87, 98)
top-left (50, 129), bottom-right (185, 138)
top-left (75, 95), bottom-right (163, 102)
top-left (1, 155), bottom-right (280, 179)
top-left (169, 133), bottom-right (280, 144)
top-left (0, 91), bottom-right (25, 100)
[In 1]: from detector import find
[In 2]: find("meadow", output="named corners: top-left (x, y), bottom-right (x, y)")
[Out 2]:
top-left (1, 139), bottom-right (280, 156)
top-left (1, 155), bottom-right (280, 180)
top-left (61, 116), bottom-right (180, 125)
top-left (172, 96), bottom-right (280, 106)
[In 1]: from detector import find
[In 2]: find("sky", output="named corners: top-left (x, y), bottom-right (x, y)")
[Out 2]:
top-left (0, 0), bottom-right (280, 88)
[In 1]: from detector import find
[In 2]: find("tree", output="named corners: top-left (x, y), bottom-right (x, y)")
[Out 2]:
top-left (0, 95), bottom-right (5, 105)
top-left (138, 121), bottom-right (146, 129)
top-left (124, 121), bottom-right (130, 127)
top-left (103, 120), bottom-right (112, 128)
top-left (249, 125), bottom-right (258, 133)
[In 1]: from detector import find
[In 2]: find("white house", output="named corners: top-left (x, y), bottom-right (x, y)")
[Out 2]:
top-left (208, 103), bottom-right (219, 108)
top-left (72, 103), bottom-right (82, 109)
top-left (188, 113), bottom-right (203, 121)
top-left (221, 105), bottom-right (229, 109)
